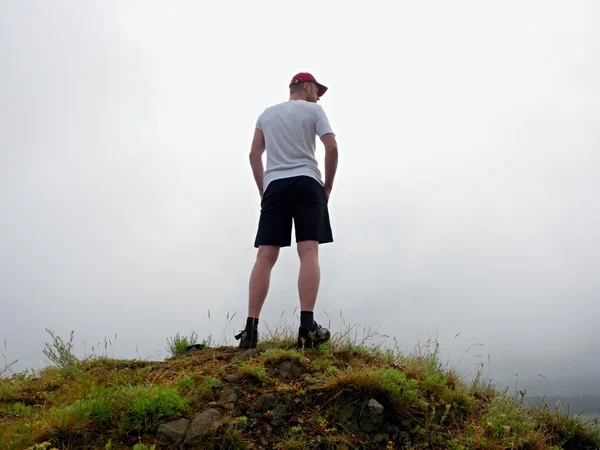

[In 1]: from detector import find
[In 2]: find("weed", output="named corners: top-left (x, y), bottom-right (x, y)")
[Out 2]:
top-left (42, 329), bottom-right (79, 369)
top-left (119, 385), bottom-right (189, 430)
top-left (132, 444), bottom-right (156, 450)
top-left (176, 375), bottom-right (194, 391)
top-left (165, 331), bottom-right (199, 357)
top-left (239, 362), bottom-right (269, 385)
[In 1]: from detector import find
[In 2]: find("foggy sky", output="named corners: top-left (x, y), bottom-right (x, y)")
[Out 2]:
top-left (1, 1), bottom-right (599, 397)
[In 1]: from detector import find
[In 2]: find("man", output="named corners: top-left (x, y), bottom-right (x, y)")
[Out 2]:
top-left (235, 72), bottom-right (339, 350)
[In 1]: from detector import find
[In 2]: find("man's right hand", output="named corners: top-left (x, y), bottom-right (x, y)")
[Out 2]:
top-left (324, 185), bottom-right (332, 200)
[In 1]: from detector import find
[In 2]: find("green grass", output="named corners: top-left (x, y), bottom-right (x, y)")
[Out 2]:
top-left (0, 319), bottom-right (598, 450)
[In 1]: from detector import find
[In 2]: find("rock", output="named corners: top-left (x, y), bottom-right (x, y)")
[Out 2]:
top-left (359, 398), bottom-right (385, 433)
top-left (374, 433), bottom-right (389, 443)
top-left (276, 359), bottom-right (303, 379)
top-left (336, 398), bottom-right (385, 434)
top-left (157, 417), bottom-right (190, 446)
top-left (225, 374), bottom-right (241, 383)
top-left (254, 393), bottom-right (293, 427)
top-left (368, 398), bottom-right (384, 411)
top-left (183, 408), bottom-right (223, 446)
top-left (271, 404), bottom-right (289, 427)
top-left (385, 423), bottom-right (401, 434)
top-left (186, 343), bottom-right (205, 352)
top-left (219, 384), bottom-right (241, 404)
top-left (256, 393), bottom-right (278, 411)
top-left (337, 404), bottom-right (360, 433)
top-left (232, 348), bottom-right (260, 362)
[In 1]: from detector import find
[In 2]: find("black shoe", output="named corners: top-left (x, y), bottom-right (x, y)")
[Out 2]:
top-left (296, 321), bottom-right (330, 349)
top-left (235, 327), bottom-right (258, 349)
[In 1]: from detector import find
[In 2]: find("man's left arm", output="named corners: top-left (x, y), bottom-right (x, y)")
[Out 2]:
top-left (249, 127), bottom-right (266, 199)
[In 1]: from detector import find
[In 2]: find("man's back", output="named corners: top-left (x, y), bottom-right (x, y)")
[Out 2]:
top-left (256, 99), bottom-right (334, 192)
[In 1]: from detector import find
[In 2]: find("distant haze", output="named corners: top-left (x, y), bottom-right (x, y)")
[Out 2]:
top-left (1, 1), bottom-right (599, 398)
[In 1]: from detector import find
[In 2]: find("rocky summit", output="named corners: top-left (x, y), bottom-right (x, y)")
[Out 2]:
top-left (1, 330), bottom-right (599, 449)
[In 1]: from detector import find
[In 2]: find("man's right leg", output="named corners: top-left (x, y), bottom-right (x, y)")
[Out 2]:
top-left (297, 241), bottom-right (320, 313)
top-left (248, 245), bottom-right (280, 318)
top-left (296, 240), bottom-right (330, 348)
top-left (293, 176), bottom-right (334, 348)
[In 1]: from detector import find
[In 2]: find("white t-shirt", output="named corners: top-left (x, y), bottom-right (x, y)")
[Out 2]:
top-left (255, 100), bottom-right (334, 192)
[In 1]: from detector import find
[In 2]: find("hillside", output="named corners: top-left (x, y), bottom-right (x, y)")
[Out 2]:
top-left (1, 328), bottom-right (599, 450)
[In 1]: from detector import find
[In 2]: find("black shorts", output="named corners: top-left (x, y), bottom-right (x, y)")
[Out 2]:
top-left (254, 175), bottom-right (333, 248)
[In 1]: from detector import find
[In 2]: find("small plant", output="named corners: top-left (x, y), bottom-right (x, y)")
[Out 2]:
top-left (220, 418), bottom-right (250, 449)
top-left (25, 442), bottom-right (58, 450)
top-left (1, 345), bottom-right (18, 377)
top-left (236, 416), bottom-right (248, 428)
top-left (1, 401), bottom-right (31, 418)
top-left (239, 362), bottom-right (268, 385)
top-left (176, 375), bottom-right (194, 391)
top-left (200, 376), bottom-right (223, 397)
top-left (42, 329), bottom-right (79, 368)
top-left (132, 444), bottom-right (156, 450)
top-left (165, 331), bottom-right (199, 357)
top-left (120, 385), bottom-right (189, 430)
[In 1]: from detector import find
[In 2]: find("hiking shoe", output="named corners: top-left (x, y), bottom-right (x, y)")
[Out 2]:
top-left (235, 327), bottom-right (258, 349)
top-left (296, 321), bottom-right (330, 349)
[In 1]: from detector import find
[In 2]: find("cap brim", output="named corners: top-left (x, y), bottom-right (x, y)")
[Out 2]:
top-left (316, 83), bottom-right (328, 97)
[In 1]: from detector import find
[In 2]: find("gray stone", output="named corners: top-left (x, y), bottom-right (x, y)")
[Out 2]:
top-left (359, 398), bottom-right (385, 433)
top-left (337, 404), bottom-right (360, 433)
top-left (232, 348), bottom-right (260, 362)
top-left (256, 393), bottom-right (278, 411)
top-left (219, 384), bottom-right (241, 404)
top-left (374, 433), bottom-right (389, 443)
top-left (368, 398), bottom-right (384, 412)
top-left (271, 404), bottom-right (289, 427)
top-left (254, 393), bottom-right (294, 427)
top-left (276, 359), bottom-right (303, 379)
top-left (183, 408), bottom-right (223, 446)
top-left (225, 374), bottom-right (241, 383)
top-left (157, 417), bottom-right (190, 446)
top-left (185, 343), bottom-right (205, 352)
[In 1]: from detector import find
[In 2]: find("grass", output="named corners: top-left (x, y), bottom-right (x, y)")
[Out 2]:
top-left (0, 315), bottom-right (598, 450)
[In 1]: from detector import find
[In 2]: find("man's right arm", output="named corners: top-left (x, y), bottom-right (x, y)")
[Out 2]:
top-left (314, 105), bottom-right (338, 199)
top-left (320, 133), bottom-right (338, 199)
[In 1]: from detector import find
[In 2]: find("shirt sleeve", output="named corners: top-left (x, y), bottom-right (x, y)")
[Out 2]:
top-left (314, 105), bottom-right (334, 137)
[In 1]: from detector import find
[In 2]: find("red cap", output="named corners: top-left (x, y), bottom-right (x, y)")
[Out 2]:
top-left (289, 72), bottom-right (328, 97)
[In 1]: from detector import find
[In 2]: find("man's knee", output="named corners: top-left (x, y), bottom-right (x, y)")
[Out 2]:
top-left (257, 245), bottom-right (280, 266)
top-left (297, 240), bottom-right (319, 260)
